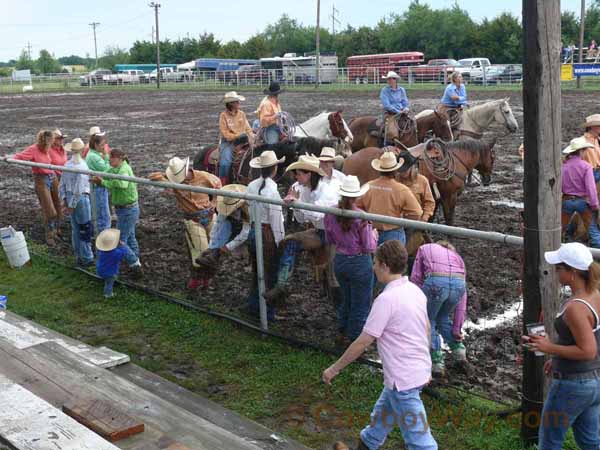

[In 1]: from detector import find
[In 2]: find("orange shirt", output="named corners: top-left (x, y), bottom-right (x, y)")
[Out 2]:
top-left (355, 176), bottom-right (422, 230)
top-left (149, 170), bottom-right (221, 214)
top-left (257, 96), bottom-right (281, 127)
top-left (219, 109), bottom-right (253, 142)
top-left (581, 132), bottom-right (600, 169)
top-left (401, 174), bottom-right (436, 222)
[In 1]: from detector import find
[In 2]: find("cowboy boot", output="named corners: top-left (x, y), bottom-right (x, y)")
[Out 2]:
top-left (195, 248), bottom-right (221, 268)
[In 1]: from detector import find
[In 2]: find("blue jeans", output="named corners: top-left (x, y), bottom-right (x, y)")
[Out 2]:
top-left (422, 275), bottom-right (466, 352)
top-left (104, 276), bottom-right (115, 297)
top-left (278, 229), bottom-right (326, 284)
top-left (594, 169), bottom-right (600, 183)
top-left (115, 203), bottom-right (140, 258)
top-left (70, 195), bottom-right (94, 264)
top-left (263, 125), bottom-right (280, 144)
top-left (219, 141), bottom-right (234, 179)
top-left (361, 386), bottom-right (438, 450)
top-left (93, 186), bottom-right (111, 233)
top-left (377, 228), bottom-right (406, 246)
top-left (209, 214), bottom-right (233, 249)
top-left (562, 198), bottom-right (600, 248)
top-left (538, 377), bottom-right (600, 450)
top-left (335, 254), bottom-right (374, 340)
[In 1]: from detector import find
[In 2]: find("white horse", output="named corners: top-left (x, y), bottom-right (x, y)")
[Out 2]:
top-left (293, 111), bottom-right (354, 144)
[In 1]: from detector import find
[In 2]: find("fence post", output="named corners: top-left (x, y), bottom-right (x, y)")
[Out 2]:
top-left (251, 202), bottom-right (268, 331)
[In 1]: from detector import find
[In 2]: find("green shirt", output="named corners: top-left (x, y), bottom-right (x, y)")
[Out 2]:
top-left (102, 161), bottom-right (138, 206)
top-left (85, 149), bottom-right (110, 172)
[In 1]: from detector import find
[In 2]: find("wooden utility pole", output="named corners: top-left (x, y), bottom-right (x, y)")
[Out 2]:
top-left (89, 23), bottom-right (100, 68)
top-left (315, 0), bottom-right (321, 88)
top-left (521, 0), bottom-right (562, 445)
top-left (149, 2), bottom-right (161, 89)
top-left (577, 0), bottom-right (586, 89)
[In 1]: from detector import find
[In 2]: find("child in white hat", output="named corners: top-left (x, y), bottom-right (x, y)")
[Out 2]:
top-left (95, 229), bottom-right (142, 298)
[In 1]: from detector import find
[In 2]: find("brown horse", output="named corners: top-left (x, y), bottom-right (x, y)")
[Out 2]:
top-left (342, 138), bottom-right (496, 225)
top-left (348, 113), bottom-right (417, 151)
top-left (348, 110), bottom-right (453, 152)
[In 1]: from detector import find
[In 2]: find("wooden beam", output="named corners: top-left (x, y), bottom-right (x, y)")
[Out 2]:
top-left (521, 0), bottom-right (562, 444)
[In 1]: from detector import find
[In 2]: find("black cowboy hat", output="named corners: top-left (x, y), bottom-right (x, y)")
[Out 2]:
top-left (398, 150), bottom-right (419, 172)
top-left (263, 82), bottom-right (283, 95)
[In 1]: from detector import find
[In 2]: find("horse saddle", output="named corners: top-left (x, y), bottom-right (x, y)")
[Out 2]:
top-left (437, 105), bottom-right (463, 129)
top-left (367, 118), bottom-right (384, 138)
top-left (208, 147), bottom-right (220, 166)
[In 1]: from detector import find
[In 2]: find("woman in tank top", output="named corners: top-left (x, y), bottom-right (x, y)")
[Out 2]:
top-left (526, 242), bottom-right (600, 450)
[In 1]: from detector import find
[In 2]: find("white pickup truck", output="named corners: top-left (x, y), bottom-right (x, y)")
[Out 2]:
top-left (455, 58), bottom-right (493, 82)
top-left (144, 67), bottom-right (186, 83)
top-left (102, 69), bottom-right (144, 85)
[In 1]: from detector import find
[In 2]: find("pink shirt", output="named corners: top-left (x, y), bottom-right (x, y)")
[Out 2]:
top-left (562, 155), bottom-right (599, 209)
top-left (363, 277), bottom-right (432, 391)
top-left (410, 243), bottom-right (467, 335)
top-left (324, 208), bottom-right (377, 255)
top-left (13, 144), bottom-right (55, 175)
top-left (49, 145), bottom-right (67, 175)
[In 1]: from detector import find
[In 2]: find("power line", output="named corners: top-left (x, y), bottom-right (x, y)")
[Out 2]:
top-left (89, 22), bottom-right (100, 68)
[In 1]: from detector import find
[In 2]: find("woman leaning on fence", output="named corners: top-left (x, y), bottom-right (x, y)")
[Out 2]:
top-left (85, 131), bottom-right (112, 234)
top-left (12, 130), bottom-right (63, 246)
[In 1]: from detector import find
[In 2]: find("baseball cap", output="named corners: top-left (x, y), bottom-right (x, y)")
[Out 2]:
top-left (544, 243), bottom-right (593, 271)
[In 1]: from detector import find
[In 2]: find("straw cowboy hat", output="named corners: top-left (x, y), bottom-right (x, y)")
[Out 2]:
top-left (89, 126), bottom-right (106, 137)
top-left (165, 156), bottom-right (190, 184)
top-left (53, 128), bottom-right (68, 138)
top-left (96, 228), bottom-right (120, 252)
top-left (217, 184), bottom-right (246, 217)
top-left (286, 154), bottom-right (326, 176)
top-left (223, 91), bottom-right (246, 104)
top-left (371, 151), bottom-right (405, 172)
top-left (318, 147), bottom-right (343, 163)
top-left (562, 137), bottom-right (595, 155)
top-left (64, 138), bottom-right (85, 153)
top-left (264, 81), bottom-right (283, 95)
top-left (249, 150), bottom-right (285, 168)
top-left (382, 71), bottom-right (400, 80)
top-left (338, 175), bottom-right (369, 198)
top-left (583, 114), bottom-right (600, 128)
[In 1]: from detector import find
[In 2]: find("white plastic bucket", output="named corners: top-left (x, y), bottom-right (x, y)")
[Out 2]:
top-left (1, 231), bottom-right (30, 268)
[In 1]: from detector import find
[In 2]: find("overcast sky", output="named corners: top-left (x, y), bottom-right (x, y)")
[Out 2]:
top-left (0, 0), bottom-right (584, 62)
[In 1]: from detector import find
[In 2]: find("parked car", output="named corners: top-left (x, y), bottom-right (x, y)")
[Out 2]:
top-left (471, 64), bottom-right (523, 84)
top-left (398, 58), bottom-right (459, 83)
top-left (455, 58), bottom-right (492, 82)
top-left (79, 68), bottom-right (111, 86)
top-left (498, 64), bottom-right (523, 83)
top-left (102, 69), bottom-right (144, 85)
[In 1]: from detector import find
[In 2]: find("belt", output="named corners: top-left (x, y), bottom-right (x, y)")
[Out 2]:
top-left (552, 368), bottom-right (600, 380)
top-left (429, 272), bottom-right (465, 279)
top-left (337, 253), bottom-right (367, 258)
top-left (115, 202), bottom-right (138, 209)
top-left (562, 195), bottom-right (585, 201)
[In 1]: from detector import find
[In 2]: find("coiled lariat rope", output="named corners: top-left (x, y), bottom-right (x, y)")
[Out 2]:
top-left (277, 111), bottom-right (296, 141)
top-left (421, 138), bottom-right (456, 181)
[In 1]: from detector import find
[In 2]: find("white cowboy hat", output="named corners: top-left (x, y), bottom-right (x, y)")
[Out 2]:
top-left (562, 137), bottom-right (595, 155)
top-left (217, 184), bottom-right (247, 217)
top-left (223, 91), bottom-right (246, 104)
top-left (165, 156), bottom-right (190, 184)
top-left (371, 151), bottom-right (405, 172)
top-left (64, 138), bottom-right (85, 153)
top-left (249, 150), bottom-right (285, 169)
top-left (382, 71), bottom-right (400, 80)
top-left (96, 228), bottom-right (120, 252)
top-left (338, 175), bottom-right (369, 198)
top-left (53, 129), bottom-right (67, 138)
top-left (318, 147), bottom-right (343, 163)
top-left (89, 126), bottom-right (106, 137)
top-left (286, 154), bottom-right (326, 176)
top-left (584, 114), bottom-right (600, 128)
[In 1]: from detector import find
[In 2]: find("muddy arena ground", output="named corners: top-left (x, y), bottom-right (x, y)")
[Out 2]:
top-left (0, 88), bottom-right (591, 401)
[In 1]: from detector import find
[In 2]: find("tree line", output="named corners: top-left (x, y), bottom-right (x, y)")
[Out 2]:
top-left (3, 0), bottom-right (600, 75)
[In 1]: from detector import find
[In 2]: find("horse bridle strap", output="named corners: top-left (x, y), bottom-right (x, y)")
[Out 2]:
top-left (458, 129), bottom-right (484, 140)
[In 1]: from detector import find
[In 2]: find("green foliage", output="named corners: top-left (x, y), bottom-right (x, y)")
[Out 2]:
top-left (58, 55), bottom-right (91, 66)
top-left (35, 49), bottom-right (62, 74)
top-left (15, 49), bottom-right (35, 72)
top-left (97, 46), bottom-right (130, 70)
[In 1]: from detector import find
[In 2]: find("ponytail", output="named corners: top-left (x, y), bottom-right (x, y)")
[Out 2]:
top-left (258, 166), bottom-right (276, 195)
top-left (585, 262), bottom-right (600, 292)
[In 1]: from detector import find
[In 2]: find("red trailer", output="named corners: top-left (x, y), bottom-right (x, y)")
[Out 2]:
top-left (346, 52), bottom-right (425, 83)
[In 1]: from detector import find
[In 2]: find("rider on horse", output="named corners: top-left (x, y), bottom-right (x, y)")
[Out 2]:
top-left (256, 82), bottom-right (284, 145)
top-left (219, 91), bottom-right (254, 185)
top-left (439, 72), bottom-right (468, 129)
top-left (380, 71), bottom-right (410, 146)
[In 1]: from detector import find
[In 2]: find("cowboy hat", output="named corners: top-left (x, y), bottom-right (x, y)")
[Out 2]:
top-left (217, 184), bottom-right (247, 217)
top-left (318, 147), bottom-right (343, 163)
top-left (249, 150), bottom-right (285, 168)
top-left (64, 138), bottom-right (85, 153)
top-left (285, 154), bottom-right (326, 176)
top-left (264, 82), bottom-right (283, 95)
top-left (583, 114), bottom-right (600, 128)
top-left (562, 137), bottom-right (595, 155)
top-left (371, 151), bottom-right (404, 172)
top-left (165, 156), bottom-right (190, 184)
top-left (96, 228), bottom-right (120, 252)
top-left (89, 126), bottom-right (106, 137)
top-left (382, 71), bottom-right (400, 80)
top-left (223, 91), bottom-right (246, 104)
top-left (338, 175), bottom-right (369, 198)
top-left (53, 129), bottom-right (67, 138)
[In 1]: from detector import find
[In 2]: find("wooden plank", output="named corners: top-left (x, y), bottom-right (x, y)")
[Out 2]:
top-left (63, 399), bottom-right (145, 442)
top-left (0, 311), bottom-right (130, 368)
top-left (0, 340), bottom-right (264, 450)
top-left (0, 374), bottom-right (120, 450)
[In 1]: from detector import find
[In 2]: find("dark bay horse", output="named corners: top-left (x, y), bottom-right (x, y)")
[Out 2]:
top-left (348, 110), bottom-right (453, 152)
top-left (343, 138), bottom-right (496, 225)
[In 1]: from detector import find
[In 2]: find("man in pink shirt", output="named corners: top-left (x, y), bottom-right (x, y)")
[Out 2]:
top-left (323, 241), bottom-right (437, 450)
